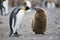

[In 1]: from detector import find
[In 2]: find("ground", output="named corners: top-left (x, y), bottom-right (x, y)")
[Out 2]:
top-left (0, 7), bottom-right (60, 40)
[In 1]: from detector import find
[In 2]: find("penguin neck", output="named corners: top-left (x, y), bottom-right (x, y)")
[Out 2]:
top-left (21, 7), bottom-right (26, 12)
top-left (22, 6), bottom-right (30, 11)
top-left (25, 6), bottom-right (30, 10)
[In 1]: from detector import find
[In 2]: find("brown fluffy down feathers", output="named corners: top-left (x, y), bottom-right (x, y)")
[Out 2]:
top-left (31, 8), bottom-right (47, 34)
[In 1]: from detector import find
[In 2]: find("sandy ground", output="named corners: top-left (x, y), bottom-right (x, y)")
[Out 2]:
top-left (0, 7), bottom-right (60, 40)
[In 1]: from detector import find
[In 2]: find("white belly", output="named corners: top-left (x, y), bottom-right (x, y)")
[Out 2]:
top-left (15, 10), bottom-right (24, 28)
top-left (12, 9), bottom-right (25, 33)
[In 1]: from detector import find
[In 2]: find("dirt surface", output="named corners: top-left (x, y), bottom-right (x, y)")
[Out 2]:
top-left (0, 7), bottom-right (60, 40)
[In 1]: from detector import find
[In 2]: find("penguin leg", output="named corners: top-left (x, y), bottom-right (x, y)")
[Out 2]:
top-left (9, 31), bottom-right (13, 36)
top-left (14, 24), bottom-right (22, 37)
top-left (13, 19), bottom-right (22, 37)
top-left (12, 26), bottom-right (21, 37)
top-left (35, 32), bottom-right (45, 34)
top-left (14, 31), bottom-right (21, 37)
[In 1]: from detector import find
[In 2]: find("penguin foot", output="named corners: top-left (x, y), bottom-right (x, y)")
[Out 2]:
top-left (14, 31), bottom-right (21, 37)
top-left (35, 32), bottom-right (45, 35)
top-left (14, 34), bottom-right (21, 37)
top-left (40, 33), bottom-right (44, 34)
top-left (9, 31), bottom-right (13, 36)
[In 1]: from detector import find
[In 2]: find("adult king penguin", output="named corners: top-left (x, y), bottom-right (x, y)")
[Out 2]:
top-left (9, 0), bottom-right (31, 37)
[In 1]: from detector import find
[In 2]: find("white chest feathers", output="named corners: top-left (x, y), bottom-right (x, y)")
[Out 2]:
top-left (17, 9), bottom-right (25, 19)
top-left (13, 9), bottom-right (25, 28)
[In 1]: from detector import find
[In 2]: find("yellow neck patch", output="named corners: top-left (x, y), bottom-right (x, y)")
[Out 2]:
top-left (20, 7), bottom-right (26, 13)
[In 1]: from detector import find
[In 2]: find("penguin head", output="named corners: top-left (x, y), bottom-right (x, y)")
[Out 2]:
top-left (35, 8), bottom-right (45, 16)
top-left (23, 0), bottom-right (31, 10)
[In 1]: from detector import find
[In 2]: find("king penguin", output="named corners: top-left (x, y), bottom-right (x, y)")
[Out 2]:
top-left (9, 0), bottom-right (31, 37)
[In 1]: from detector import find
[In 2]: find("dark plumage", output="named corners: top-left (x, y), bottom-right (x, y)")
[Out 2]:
top-left (31, 8), bottom-right (47, 34)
